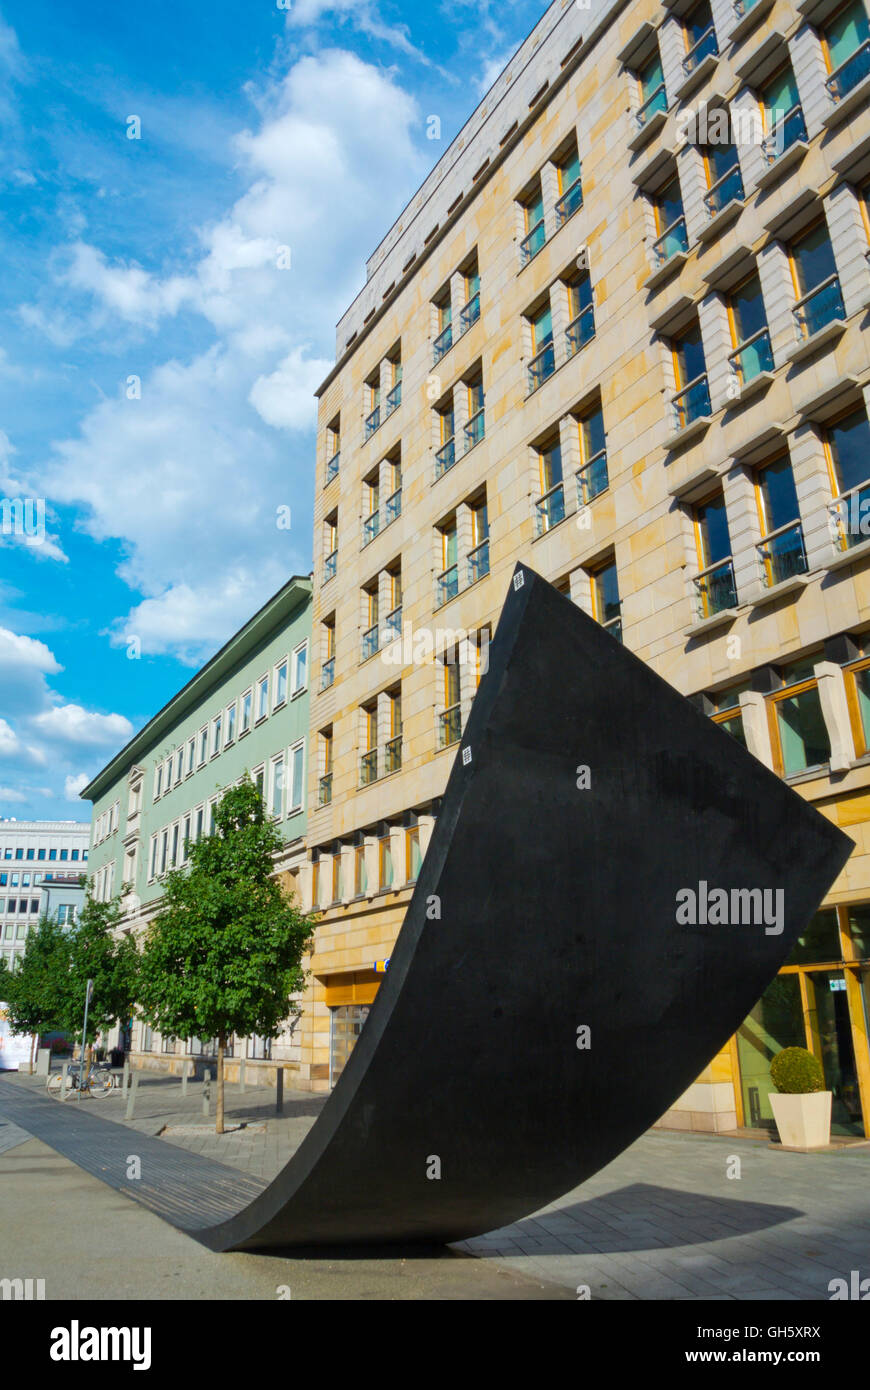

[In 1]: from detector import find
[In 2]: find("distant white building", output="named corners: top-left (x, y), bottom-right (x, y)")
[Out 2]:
top-left (0, 820), bottom-right (90, 970)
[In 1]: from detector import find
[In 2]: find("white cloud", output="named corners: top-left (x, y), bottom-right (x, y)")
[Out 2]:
top-left (0, 626), bottom-right (61, 676)
top-left (31, 704), bottom-right (134, 748)
top-left (19, 49), bottom-right (426, 659)
top-left (0, 718), bottom-right (19, 755)
top-left (64, 773), bottom-right (89, 800)
top-left (286, 0), bottom-right (432, 64)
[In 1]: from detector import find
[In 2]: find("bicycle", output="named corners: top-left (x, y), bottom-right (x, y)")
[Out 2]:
top-left (46, 1058), bottom-right (114, 1099)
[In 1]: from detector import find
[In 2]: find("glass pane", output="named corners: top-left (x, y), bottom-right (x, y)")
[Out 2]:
top-left (706, 143), bottom-right (736, 185)
top-left (595, 563), bottom-right (620, 623)
top-left (580, 408), bottom-right (605, 462)
top-left (656, 178), bottom-right (684, 230)
top-left (737, 974), bottom-right (805, 1128)
top-left (731, 274), bottom-right (767, 343)
top-left (541, 441), bottom-right (563, 490)
top-left (560, 151), bottom-right (581, 190)
top-left (828, 408), bottom-right (870, 494)
top-left (792, 223), bottom-right (837, 296)
top-left (776, 687), bottom-right (831, 775)
top-left (686, 0), bottom-right (713, 45)
top-left (758, 455), bottom-right (799, 532)
top-left (533, 306), bottom-right (553, 348)
top-left (846, 905), bottom-right (870, 959)
top-left (826, 0), bottom-right (870, 67)
top-left (291, 747), bottom-right (304, 809)
top-left (804, 970), bottom-right (863, 1135)
top-left (697, 494), bottom-right (731, 565)
top-left (640, 53), bottom-right (664, 98)
top-left (527, 191), bottom-right (544, 227)
top-left (786, 908), bottom-right (841, 965)
top-left (762, 65), bottom-right (799, 118)
top-left (675, 324), bottom-right (706, 385)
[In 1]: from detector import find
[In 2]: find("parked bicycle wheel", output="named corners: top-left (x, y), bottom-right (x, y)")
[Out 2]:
top-left (46, 1071), bottom-right (74, 1096)
top-left (87, 1069), bottom-right (113, 1098)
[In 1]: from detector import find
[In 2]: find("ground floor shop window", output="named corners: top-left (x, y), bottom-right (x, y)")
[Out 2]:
top-left (329, 1004), bottom-right (370, 1088)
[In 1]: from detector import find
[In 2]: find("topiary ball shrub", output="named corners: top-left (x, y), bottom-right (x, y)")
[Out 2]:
top-left (770, 1046), bottom-right (825, 1095)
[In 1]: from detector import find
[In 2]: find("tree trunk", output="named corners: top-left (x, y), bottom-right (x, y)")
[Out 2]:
top-left (216, 1034), bottom-right (225, 1135)
top-left (29, 1031), bottom-right (35, 1075)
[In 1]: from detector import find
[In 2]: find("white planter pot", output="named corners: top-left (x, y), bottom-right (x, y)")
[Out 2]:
top-left (769, 1090), bottom-right (832, 1149)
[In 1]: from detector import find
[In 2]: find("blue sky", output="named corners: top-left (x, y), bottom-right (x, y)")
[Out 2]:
top-left (0, 0), bottom-right (548, 822)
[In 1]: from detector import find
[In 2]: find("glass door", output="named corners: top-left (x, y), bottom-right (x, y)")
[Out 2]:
top-left (804, 968), bottom-right (863, 1135)
top-left (328, 1004), bottom-right (370, 1088)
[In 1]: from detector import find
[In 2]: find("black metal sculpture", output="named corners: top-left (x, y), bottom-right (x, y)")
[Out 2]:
top-left (191, 564), bottom-right (850, 1250)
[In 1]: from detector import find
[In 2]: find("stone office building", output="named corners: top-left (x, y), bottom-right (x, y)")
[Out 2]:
top-left (82, 576), bottom-right (312, 1075)
top-left (0, 820), bottom-right (90, 971)
top-left (297, 0), bottom-right (870, 1134)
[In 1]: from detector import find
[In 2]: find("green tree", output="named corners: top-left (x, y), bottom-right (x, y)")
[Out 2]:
top-left (138, 776), bottom-right (312, 1133)
top-left (62, 897), bottom-right (140, 1052)
top-left (1, 916), bottom-right (71, 1070)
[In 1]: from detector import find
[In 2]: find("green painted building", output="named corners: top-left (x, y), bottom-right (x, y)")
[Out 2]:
top-left (81, 575), bottom-right (312, 1072)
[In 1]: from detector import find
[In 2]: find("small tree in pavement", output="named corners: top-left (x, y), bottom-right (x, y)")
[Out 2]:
top-left (137, 776), bottom-right (312, 1133)
top-left (1, 917), bottom-right (71, 1070)
top-left (62, 896), bottom-right (140, 1054)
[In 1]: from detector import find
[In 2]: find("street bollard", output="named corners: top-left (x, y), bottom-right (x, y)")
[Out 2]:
top-left (181, 1058), bottom-right (189, 1098)
top-left (125, 1071), bottom-right (139, 1120)
top-left (60, 1062), bottom-right (69, 1102)
top-left (202, 1069), bottom-right (211, 1117)
top-left (276, 1066), bottom-right (283, 1115)
top-left (238, 1058), bottom-right (246, 1094)
top-left (122, 1060), bottom-right (130, 1094)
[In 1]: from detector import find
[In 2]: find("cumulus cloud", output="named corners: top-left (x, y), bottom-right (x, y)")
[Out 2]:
top-left (64, 773), bottom-right (89, 800)
top-left (31, 703), bottom-right (134, 747)
top-left (17, 49), bottom-right (426, 660)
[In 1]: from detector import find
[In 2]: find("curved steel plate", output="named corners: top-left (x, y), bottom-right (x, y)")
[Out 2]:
top-left (192, 565), bottom-right (852, 1250)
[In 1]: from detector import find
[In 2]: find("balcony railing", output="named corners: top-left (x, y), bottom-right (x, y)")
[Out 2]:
top-left (693, 557), bottom-right (737, 619)
top-left (386, 380), bottom-right (402, 415)
top-left (602, 609), bottom-right (623, 642)
top-left (762, 103), bottom-right (807, 163)
top-left (636, 82), bottom-right (667, 129)
top-left (384, 734), bottom-right (402, 775)
top-left (555, 176), bottom-right (583, 228)
top-left (535, 481), bottom-right (566, 536)
top-left (323, 549), bottom-right (337, 583)
top-left (320, 655), bottom-right (335, 690)
top-left (576, 449), bottom-right (608, 505)
top-left (464, 408), bottom-right (485, 451)
top-left (362, 511), bottom-right (380, 546)
top-left (385, 487), bottom-right (402, 525)
top-left (826, 37), bottom-right (870, 101)
top-left (433, 322), bottom-right (453, 364)
top-left (319, 773), bottom-right (333, 807)
top-left (326, 450), bottom-right (340, 484)
top-left (436, 563), bottom-right (459, 607)
top-left (528, 339), bottom-right (556, 393)
top-left (520, 218), bottom-right (546, 266)
top-left (729, 326), bottom-right (773, 387)
top-left (652, 215), bottom-right (688, 268)
top-left (383, 605), bottom-right (402, 645)
top-left (757, 520), bottom-right (808, 587)
top-left (671, 373), bottom-right (711, 432)
top-left (829, 479), bottom-right (870, 551)
top-left (734, 0), bottom-right (760, 15)
top-left (438, 703), bottom-right (462, 749)
top-left (703, 161), bottom-right (744, 217)
top-left (435, 436), bottom-right (456, 479)
top-left (793, 274), bottom-right (845, 340)
top-left (467, 538), bottom-right (490, 586)
top-left (683, 23), bottom-right (718, 77)
top-left (360, 750), bottom-right (378, 787)
top-left (566, 303), bottom-right (595, 357)
top-left (361, 624), bottom-right (379, 662)
top-left (364, 404), bottom-right (380, 439)
top-left (459, 291), bottom-right (480, 333)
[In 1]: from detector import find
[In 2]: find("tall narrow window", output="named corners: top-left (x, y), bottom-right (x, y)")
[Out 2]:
top-left (535, 437), bottom-right (564, 535)
top-left (727, 272), bottom-right (772, 386)
top-left (577, 405), bottom-right (607, 504)
top-left (465, 377), bottom-right (485, 450)
top-left (257, 674), bottom-right (269, 721)
top-left (591, 560), bottom-right (622, 641)
top-left (565, 274), bottom-right (594, 357)
top-left (468, 498), bottom-right (490, 585)
top-left (755, 454), bottom-right (807, 587)
top-left (823, 0), bottom-right (870, 103)
top-left (789, 221), bottom-right (843, 339)
top-left (225, 702), bottom-right (236, 744)
top-left (436, 518), bottom-right (459, 607)
top-left (292, 641), bottom-right (308, 694)
top-left (274, 661), bottom-right (288, 707)
top-left (386, 689), bottom-right (402, 774)
top-left (528, 303), bottom-right (555, 391)
top-left (240, 689), bottom-right (252, 735)
top-left (769, 659), bottom-right (831, 777)
top-left (270, 754), bottom-right (285, 818)
top-left (361, 705), bottom-right (378, 786)
top-left (434, 288), bottom-right (452, 364)
top-left (320, 729), bottom-right (333, 806)
top-left (651, 174), bottom-right (687, 266)
top-left (671, 323), bottom-right (710, 430)
top-left (354, 842), bottom-right (367, 896)
top-left (693, 494), bottom-right (736, 618)
top-left (363, 470), bottom-right (380, 546)
top-left (379, 830), bottom-right (393, 890)
top-left (637, 50), bottom-right (666, 128)
top-left (521, 185), bottom-right (546, 265)
top-left (289, 741), bottom-right (305, 812)
top-left (555, 147), bottom-right (582, 226)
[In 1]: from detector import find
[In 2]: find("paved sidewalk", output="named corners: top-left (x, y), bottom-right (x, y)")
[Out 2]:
top-left (4, 1069), bottom-right (870, 1298)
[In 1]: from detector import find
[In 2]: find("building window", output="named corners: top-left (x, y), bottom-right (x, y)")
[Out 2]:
top-left (464, 376), bottom-right (485, 452)
top-left (160, 830), bottom-right (169, 875)
top-left (527, 302), bottom-right (555, 392)
top-left (332, 850), bottom-right (344, 904)
top-left (789, 220), bottom-right (844, 340)
top-left (754, 453), bottom-right (807, 587)
top-left (360, 705), bottom-right (378, 786)
top-left (364, 370), bottom-right (381, 438)
top-left (274, 660), bottom-right (288, 708)
top-left (225, 701), bottom-right (236, 744)
top-left (240, 689), bottom-right (252, 735)
top-left (291, 641), bottom-right (308, 695)
top-left (406, 826), bottom-right (422, 882)
top-left (326, 415), bottom-right (340, 485)
top-left (321, 619), bottom-right (336, 691)
top-left (651, 174), bottom-right (688, 268)
top-left (269, 754), bottom-right (285, 819)
top-left (256, 674), bottom-right (269, 722)
top-left (555, 144), bottom-right (582, 226)
top-left (253, 766), bottom-right (265, 805)
top-left (198, 726), bottom-right (208, 765)
top-left (362, 468), bottom-right (380, 547)
top-left (155, 764), bottom-right (163, 799)
top-left (826, 406), bottom-right (870, 552)
top-left (727, 272), bottom-right (772, 389)
top-left (590, 559), bottom-right (622, 641)
top-left (436, 517), bottom-right (459, 607)
top-left (433, 286), bottom-right (452, 364)
top-left (384, 567), bottom-right (402, 646)
top-left (289, 740), bottom-right (305, 814)
top-left (438, 655), bottom-right (462, 749)
top-left (319, 729), bottom-right (333, 807)
top-left (361, 583), bottom-right (379, 662)
top-left (354, 842), bottom-right (367, 897)
top-left (693, 493), bottom-right (736, 618)
top-left (324, 512), bottom-right (338, 582)
top-left (535, 436), bottom-right (564, 535)
top-left (385, 689), bottom-right (402, 775)
top-left (759, 62), bottom-right (806, 166)
top-left (468, 497), bottom-right (490, 586)
top-left (386, 347), bottom-right (402, 416)
top-left (768, 659), bottom-right (831, 778)
top-left (576, 404), bottom-right (608, 505)
top-left (520, 182), bottom-right (546, 266)
top-left (211, 713), bottom-right (222, 756)
top-left (186, 736), bottom-right (195, 774)
top-left (311, 859), bottom-right (321, 909)
top-left (460, 261), bottom-right (481, 333)
top-left (670, 323), bottom-right (710, 431)
top-left (378, 831), bottom-right (393, 891)
top-left (682, 0), bottom-right (718, 78)
top-left (636, 49), bottom-right (666, 129)
top-left (565, 273), bottom-right (594, 358)
top-left (846, 654), bottom-right (870, 754)
top-left (701, 136), bottom-right (743, 219)
top-left (822, 0), bottom-right (870, 104)
top-left (435, 398), bottom-right (456, 479)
